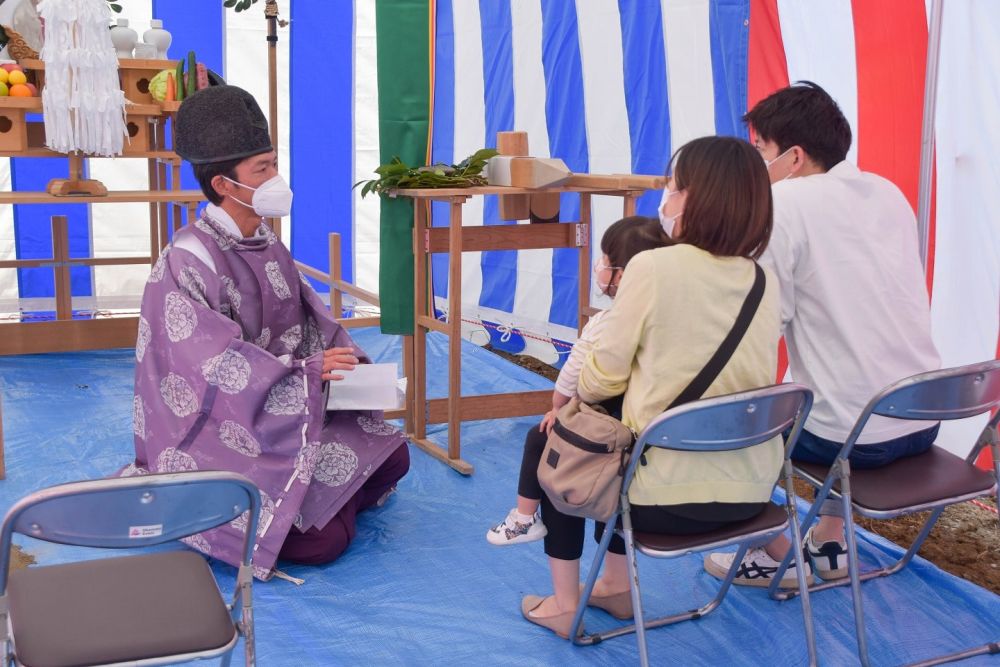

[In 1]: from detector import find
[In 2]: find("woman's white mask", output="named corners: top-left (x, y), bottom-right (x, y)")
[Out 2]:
top-left (659, 189), bottom-right (682, 238)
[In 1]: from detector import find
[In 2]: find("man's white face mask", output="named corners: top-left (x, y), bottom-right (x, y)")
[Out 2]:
top-left (659, 188), bottom-right (683, 238)
top-left (764, 147), bottom-right (795, 182)
top-left (224, 174), bottom-right (294, 218)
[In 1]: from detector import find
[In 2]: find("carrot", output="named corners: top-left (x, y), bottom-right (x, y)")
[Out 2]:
top-left (165, 72), bottom-right (176, 102)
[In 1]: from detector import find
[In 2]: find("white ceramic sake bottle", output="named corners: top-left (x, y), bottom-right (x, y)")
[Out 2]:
top-left (142, 19), bottom-right (172, 59)
top-left (110, 18), bottom-right (138, 59)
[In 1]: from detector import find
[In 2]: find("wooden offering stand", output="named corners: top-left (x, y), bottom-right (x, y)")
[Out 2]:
top-left (393, 132), bottom-right (665, 474)
top-left (0, 58), bottom-right (204, 356)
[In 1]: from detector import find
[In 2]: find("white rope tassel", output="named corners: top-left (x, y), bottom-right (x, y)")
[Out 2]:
top-left (38, 0), bottom-right (127, 156)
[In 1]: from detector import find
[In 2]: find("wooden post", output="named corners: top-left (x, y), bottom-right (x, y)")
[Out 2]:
top-left (171, 160), bottom-right (184, 232)
top-left (402, 335), bottom-right (414, 434)
top-left (447, 199), bottom-right (463, 463)
top-left (412, 199), bottom-right (428, 442)
top-left (578, 194), bottom-right (592, 334)
top-left (147, 157), bottom-right (160, 264)
top-left (329, 233), bottom-right (343, 318)
top-left (623, 192), bottom-right (638, 217)
top-left (157, 158), bottom-right (169, 246)
top-left (51, 216), bottom-right (72, 321)
top-left (497, 131), bottom-right (530, 221)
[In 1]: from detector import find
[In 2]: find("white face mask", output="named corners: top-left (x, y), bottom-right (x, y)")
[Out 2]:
top-left (659, 189), bottom-right (683, 238)
top-left (593, 258), bottom-right (621, 296)
top-left (765, 147), bottom-right (795, 182)
top-left (223, 174), bottom-right (294, 218)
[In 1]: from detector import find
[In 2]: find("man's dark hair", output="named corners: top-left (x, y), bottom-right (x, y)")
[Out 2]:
top-left (193, 156), bottom-right (245, 206)
top-left (743, 81), bottom-right (852, 170)
top-left (669, 136), bottom-right (773, 259)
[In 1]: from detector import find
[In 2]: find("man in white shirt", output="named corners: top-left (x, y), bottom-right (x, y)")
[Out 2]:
top-left (705, 82), bottom-right (941, 588)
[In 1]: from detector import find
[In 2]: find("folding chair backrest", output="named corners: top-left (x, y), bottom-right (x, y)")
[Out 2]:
top-left (869, 360), bottom-right (1000, 422)
top-left (638, 383), bottom-right (813, 454)
top-left (0, 471), bottom-right (259, 572)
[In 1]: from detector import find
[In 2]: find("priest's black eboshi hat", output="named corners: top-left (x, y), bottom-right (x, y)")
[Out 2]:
top-left (174, 85), bottom-right (273, 165)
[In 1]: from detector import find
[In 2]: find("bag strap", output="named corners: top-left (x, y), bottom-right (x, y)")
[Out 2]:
top-left (640, 262), bottom-right (765, 465)
top-left (667, 261), bottom-right (766, 410)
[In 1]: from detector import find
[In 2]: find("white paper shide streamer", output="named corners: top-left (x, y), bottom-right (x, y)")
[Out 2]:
top-left (38, 0), bottom-right (127, 156)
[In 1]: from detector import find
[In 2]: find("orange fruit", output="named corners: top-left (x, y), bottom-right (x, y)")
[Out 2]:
top-left (9, 84), bottom-right (31, 97)
top-left (7, 70), bottom-right (26, 86)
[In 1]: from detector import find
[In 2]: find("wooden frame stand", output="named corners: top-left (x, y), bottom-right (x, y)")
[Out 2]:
top-left (396, 184), bottom-right (646, 475)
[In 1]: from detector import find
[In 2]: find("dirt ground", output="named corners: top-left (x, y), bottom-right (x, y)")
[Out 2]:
top-left (486, 345), bottom-right (1000, 595)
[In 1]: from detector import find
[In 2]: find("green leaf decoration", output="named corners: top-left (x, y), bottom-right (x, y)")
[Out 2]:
top-left (354, 149), bottom-right (500, 199)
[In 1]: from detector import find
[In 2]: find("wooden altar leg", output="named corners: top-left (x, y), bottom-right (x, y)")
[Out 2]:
top-left (412, 200), bottom-right (428, 442)
top-left (402, 334), bottom-right (414, 434)
top-left (579, 194), bottom-right (592, 334)
top-left (623, 191), bottom-right (638, 217)
top-left (157, 159), bottom-right (169, 247)
top-left (446, 200), bottom-right (464, 466)
top-left (147, 158), bottom-right (161, 263)
top-left (51, 216), bottom-right (72, 322)
top-left (407, 198), bottom-right (473, 475)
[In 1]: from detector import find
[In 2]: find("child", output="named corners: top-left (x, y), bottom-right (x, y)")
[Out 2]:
top-left (487, 215), bottom-right (673, 545)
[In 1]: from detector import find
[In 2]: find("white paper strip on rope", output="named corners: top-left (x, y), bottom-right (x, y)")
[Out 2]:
top-left (38, 0), bottom-right (127, 156)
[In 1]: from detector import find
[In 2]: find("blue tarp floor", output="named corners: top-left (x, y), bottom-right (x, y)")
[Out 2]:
top-left (0, 328), bottom-right (997, 666)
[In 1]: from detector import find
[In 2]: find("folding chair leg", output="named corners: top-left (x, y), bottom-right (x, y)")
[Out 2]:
top-left (571, 513), bottom-right (617, 646)
top-left (841, 485), bottom-right (871, 667)
top-left (244, 605), bottom-right (256, 667)
top-left (623, 526), bottom-right (649, 667)
top-left (782, 465), bottom-right (818, 667)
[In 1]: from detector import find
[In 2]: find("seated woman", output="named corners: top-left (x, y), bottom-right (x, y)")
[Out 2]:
top-left (519, 136), bottom-right (783, 637)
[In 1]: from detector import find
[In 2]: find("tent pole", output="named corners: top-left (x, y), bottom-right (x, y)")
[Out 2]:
top-left (917, 0), bottom-right (944, 271)
top-left (265, 0), bottom-right (280, 150)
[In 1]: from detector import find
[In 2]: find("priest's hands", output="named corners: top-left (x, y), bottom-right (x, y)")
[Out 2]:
top-left (322, 347), bottom-right (359, 381)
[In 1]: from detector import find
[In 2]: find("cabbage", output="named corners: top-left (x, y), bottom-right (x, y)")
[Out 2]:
top-left (148, 69), bottom-right (172, 102)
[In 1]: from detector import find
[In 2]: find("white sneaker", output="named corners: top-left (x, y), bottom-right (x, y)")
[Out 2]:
top-left (804, 527), bottom-right (849, 579)
top-left (486, 508), bottom-right (547, 546)
top-left (704, 547), bottom-right (814, 588)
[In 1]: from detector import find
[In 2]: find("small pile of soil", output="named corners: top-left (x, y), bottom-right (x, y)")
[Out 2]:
top-left (11, 545), bottom-right (35, 570)
top-left (487, 346), bottom-right (1000, 594)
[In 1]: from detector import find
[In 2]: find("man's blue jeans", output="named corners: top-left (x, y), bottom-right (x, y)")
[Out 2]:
top-left (790, 424), bottom-right (940, 517)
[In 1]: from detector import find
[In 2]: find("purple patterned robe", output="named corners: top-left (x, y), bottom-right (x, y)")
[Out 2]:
top-left (127, 215), bottom-right (406, 580)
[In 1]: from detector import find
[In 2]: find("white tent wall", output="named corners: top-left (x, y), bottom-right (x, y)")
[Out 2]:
top-left (352, 1), bottom-right (380, 296)
top-left (929, 0), bottom-right (1000, 454)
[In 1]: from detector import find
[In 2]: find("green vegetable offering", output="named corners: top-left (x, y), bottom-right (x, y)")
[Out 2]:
top-left (354, 148), bottom-right (499, 198)
top-left (174, 58), bottom-right (185, 100)
top-left (186, 51), bottom-right (197, 101)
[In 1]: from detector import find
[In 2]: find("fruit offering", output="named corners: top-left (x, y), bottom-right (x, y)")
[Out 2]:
top-left (0, 63), bottom-right (36, 97)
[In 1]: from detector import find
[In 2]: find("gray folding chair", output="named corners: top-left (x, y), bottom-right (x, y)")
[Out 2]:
top-left (768, 359), bottom-right (1000, 667)
top-left (569, 383), bottom-right (817, 667)
top-left (0, 471), bottom-right (261, 667)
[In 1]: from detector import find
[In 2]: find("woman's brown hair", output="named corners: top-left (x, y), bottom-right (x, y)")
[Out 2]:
top-left (669, 136), bottom-right (773, 259)
top-left (599, 216), bottom-right (672, 295)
